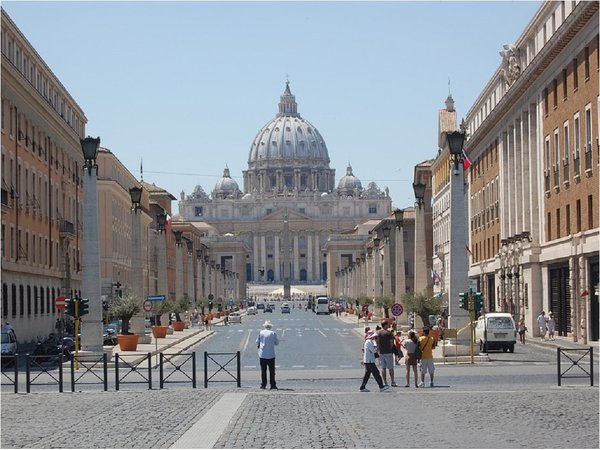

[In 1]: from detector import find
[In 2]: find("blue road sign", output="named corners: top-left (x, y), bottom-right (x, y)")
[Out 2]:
top-left (147, 295), bottom-right (166, 302)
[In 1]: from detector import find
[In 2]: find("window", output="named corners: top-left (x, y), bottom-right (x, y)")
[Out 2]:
top-left (543, 88), bottom-right (549, 115)
top-left (573, 58), bottom-right (578, 90)
top-left (576, 199), bottom-right (581, 232)
top-left (566, 204), bottom-right (571, 235)
top-left (574, 115), bottom-right (580, 176)
top-left (562, 69), bottom-right (568, 100)
top-left (563, 122), bottom-right (570, 180)
top-left (552, 79), bottom-right (558, 108)
top-left (554, 129), bottom-right (560, 186)
top-left (194, 206), bottom-right (203, 217)
top-left (547, 212), bottom-right (552, 241)
top-left (585, 105), bottom-right (592, 171)
top-left (556, 208), bottom-right (561, 239)
top-left (588, 195), bottom-right (594, 229)
top-left (368, 205), bottom-right (377, 214)
top-left (584, 47), bottom-right (590, 79)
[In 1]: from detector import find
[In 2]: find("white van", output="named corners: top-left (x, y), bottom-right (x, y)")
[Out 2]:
top-left (475, 313), bottom-right (517, 353)
top-left (315, 296), bottom-right (330, 315)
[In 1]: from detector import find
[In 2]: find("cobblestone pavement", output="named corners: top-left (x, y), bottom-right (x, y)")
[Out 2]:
top-left (1, 377), bottom-right (598, 449)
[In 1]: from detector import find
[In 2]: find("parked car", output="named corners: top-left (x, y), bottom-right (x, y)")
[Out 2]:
top-left (264, 305), bottom-right (273, 313)
top-left (281, 303), bottom-right (290, 314)
top-left (257, 304), bottom-right (265, 310)
top-left (247, 306), bottom-right (258, 315)
top-left (1, 331), bottom-right (17, 358)
top-left (228, 312), bottom-right (242, 324)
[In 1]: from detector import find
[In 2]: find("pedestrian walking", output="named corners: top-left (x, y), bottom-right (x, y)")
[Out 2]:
top-left (547, 312), bottom-right (556, 340)
top-left (402, 331), bottom-right (419, 388)
top-left (537, 311), bottom-right (547, 341)
top-left (359, 331), bottom-right (389, 392)
top-left (517, 315), bottom-right (527, 344)
top-left (394, 331), bottom-right (404, 365)
top-left (418, 327), bottom-right (436, 388)
top-left (256, 320), bottom-right (279, 390)
top-left (376, 319), bottom-right (397, 387)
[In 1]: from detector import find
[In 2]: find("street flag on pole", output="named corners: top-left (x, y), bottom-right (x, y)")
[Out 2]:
top-left (163, 208), bottom-right (172, 227)
top-left (462, 150), bottom-right (472, 171)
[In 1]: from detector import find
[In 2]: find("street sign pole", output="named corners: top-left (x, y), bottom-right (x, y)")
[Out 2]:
top-left (469, 291), bottom-right (474, 364)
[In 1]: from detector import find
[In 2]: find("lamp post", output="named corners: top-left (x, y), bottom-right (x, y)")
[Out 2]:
top-left (382, 226), bottom-right (392, 296)
top-left (156, 211), bottom-right (168, 325)
top-left (413, 181), bottom-right (428, 295)
top-left (393, 208), bottom-right (406, 308)
top-left (445, 128), bottom-right (470, 334)
top-left (173, 230), bottom-right (184, 302)
top-left (128, 186), bottom-right (150, 343)
top-left (80, 136), bottom-right (103, 352)
top-left (373, 235), bottom-right (381, 303)
top-left (185, 238), bottom-right (195, 307)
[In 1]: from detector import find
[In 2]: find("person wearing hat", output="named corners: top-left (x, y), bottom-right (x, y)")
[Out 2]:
top-left (256, 320), bottom-right (279, 390)
top-left (359, 330), bottom-right (389, 392)
top-left (547, 312), bottom-right (556, 341)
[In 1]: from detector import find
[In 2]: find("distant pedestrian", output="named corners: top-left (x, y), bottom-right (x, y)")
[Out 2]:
top-left (537, 311), bottom-right (547, 341)
top-left (394, 331), bottom-right (404, 365)
top-left (377, 319), bottom-right (397, 387)
top-left (517, 315), bottom-right (527, 344)
top-left (402, 331), bottom-right (419, 388)
top-left (256, 320), bottom-right (279, 390)
top-left (547, 312), bottom-right (556, 340)
top-left (418, 327), bottom-right (436, 388)
top-left (359, 331), bottom-right (389, 392)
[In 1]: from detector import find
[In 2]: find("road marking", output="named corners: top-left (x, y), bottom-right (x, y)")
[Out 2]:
top-left (292, 365), bottom-right (305, 368)
top-left (316, 365), bottom-right (328, 368)
top-left (318, 329), bottom-right (327, 337)
top-left (339, 365), bottom-right (353, 368)
top-left (239, 330), bottom-right (251, 353)
top-left (170, 393), bottom-right (246, 449)
top-left (244, 365), bottom-right (257, 369)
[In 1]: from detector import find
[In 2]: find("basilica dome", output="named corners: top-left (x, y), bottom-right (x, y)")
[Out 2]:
top-left (337, 163), bottom-right (362, 194)
top-left (248, 81), bottom-right (330, 168)
top-left (213, 166), bottom-right (241, 199)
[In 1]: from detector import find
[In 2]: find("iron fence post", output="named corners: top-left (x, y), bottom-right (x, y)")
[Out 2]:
top-left (13, 354), bottom-right (19, 393)
top-left (557, 347), bottom-right (561, 386)
top-left (71, 354), bottom-right (75, 392)
top-left (159, 353), bottom-right (164, 389)
top-left (115, 353), bottom-right (119, 391)
top-left (58, 355), bottom-right (63, 393)
top-left (192, 351), bottom-right (196, 389)
top-left (204, 351), bottom-right (208, 388)
top-left (237, 351), bottom-right (241, 388)
top-left (103, 353), bottom-right (108, 391)
top-left (25, 354), bottom-right (30, 393)
top-left (148, 352), bottom-right (152, 389)
top-left (590, 347), bottom-right (594, 387)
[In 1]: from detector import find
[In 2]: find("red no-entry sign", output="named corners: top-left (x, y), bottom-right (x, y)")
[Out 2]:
top-left (55, 295), bottom-right (66, 311)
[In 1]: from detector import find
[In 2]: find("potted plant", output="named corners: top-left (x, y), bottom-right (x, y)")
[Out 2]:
top-left (108, 293), bottom-right (141, 351)
top-left (151, 300), bottom-right (172, 338)
top-left (171, 298), bottom-right (190, 331)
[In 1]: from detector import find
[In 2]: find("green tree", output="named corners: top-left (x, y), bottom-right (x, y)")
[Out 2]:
top-left (401, 291), bottom-right (443, 327)
top-left (374, 294), bottom-right (395, 318)
top-left (107, 293), bottom-right (141, 335)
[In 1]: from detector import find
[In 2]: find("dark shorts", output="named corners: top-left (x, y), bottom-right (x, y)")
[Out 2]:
top-left (405, 354), bottom-right (418, 366)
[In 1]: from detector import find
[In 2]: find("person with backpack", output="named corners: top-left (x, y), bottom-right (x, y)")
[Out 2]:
top-left (418, 327), bottom-right (436, 387)
top-left (402, 330), bottom-right (419, 388)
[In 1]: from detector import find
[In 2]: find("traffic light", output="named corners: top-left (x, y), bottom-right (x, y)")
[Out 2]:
top-left (79, 298), bottom-right (89, 316)
top-left (459, 292), bottom-right (468, 311)
top-left (208, 301), bottom-right (213, 311)
top-left (66, 298), bottom-right (76, 317)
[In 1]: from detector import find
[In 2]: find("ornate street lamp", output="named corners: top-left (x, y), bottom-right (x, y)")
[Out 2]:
top-left (156, 212), bottom-right (167, 233)
top-left (447, 130), bottom-right (465, 172)
top-left (81, 136), bottom-right (100, 175)
top-left (129, 186), bottom-right (142, 213)
top-left (382, 226), bottom-right (391, 240)
top-left (173, 230), bottom-right (183, 247)
top-left (413, 182), bottom-right (426, 208)
top-left (373, 236), bottom-right (381, 248)
top-left (393, 208), bottom-right (404, 227)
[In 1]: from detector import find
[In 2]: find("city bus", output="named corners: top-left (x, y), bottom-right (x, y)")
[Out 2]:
top-left (315, 296), bottom-right (330, 315)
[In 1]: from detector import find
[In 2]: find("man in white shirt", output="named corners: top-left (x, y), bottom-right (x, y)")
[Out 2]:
top-left (256, 320), bottom-right (279, 390)
top-left (537, 311), bottom-right (547, 341)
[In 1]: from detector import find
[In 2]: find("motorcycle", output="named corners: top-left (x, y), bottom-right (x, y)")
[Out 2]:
top-left (33, 334), bottom-right (70, 362)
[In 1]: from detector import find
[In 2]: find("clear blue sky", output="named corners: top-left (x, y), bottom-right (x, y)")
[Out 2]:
top-left (3, 0), bottom-right (540, 212)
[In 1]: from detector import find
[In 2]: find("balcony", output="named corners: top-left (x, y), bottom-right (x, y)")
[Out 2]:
top-left (563, 160), bottom-right (570, 188)
top-left (553, 168), bottom-right (560, 192)
top-left (1, 188), bottom-right (8, 208)
top-left (573, 155), bottom-right (581, 182)
top-left (544, 171), bottom-right (550, 195)
top-left (59, 219), bottom-right (75, 238)
top-left (584, 144), bottom-right (592, 175)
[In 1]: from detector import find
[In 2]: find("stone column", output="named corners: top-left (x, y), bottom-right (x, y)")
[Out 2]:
top-left (80, 166), bottom-right (103, 353)
top-left (414, 204), bottom-right (428, 295)
top-left (395, 225), bottom-right (405, 304)
top-left (253, 234), bottom-right (259, 281)
top-left (293, 234), bottom-right (300, 281)
top-left (130, 206), bottom-right (150, 343)
top-left (373, 248), bottom-right (381, 302)
top-left (157, 230), bottom-right (168, 326)
top-left (261, 233), bottom-right (267, 279)
top-left (175, 244), bottom-right (183, 301)
top-left (383, 242), bottom-right (392, 296)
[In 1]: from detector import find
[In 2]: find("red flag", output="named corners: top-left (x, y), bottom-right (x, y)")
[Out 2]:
top-left (462, 151), bottom-right (472, 171)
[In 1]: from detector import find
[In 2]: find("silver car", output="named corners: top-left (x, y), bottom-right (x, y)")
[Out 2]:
top-left (228, 312), bottom-right (242, 324)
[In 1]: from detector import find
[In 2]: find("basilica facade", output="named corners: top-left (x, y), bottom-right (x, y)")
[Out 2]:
top-left (178, 82), bottom-right (392, 286)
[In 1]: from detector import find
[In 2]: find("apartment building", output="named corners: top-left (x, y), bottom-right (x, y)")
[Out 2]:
top-left (1, 9), bottom-right (87, 343)
top-left (464, 0), bottom-right (599, 341)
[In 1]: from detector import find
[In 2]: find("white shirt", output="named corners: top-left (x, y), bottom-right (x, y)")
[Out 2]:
top-left (363, 339), bottom-right (378, 364)
top-left (537, 314), bottom-right (547, 329)
top-left (256, 328), bottom-right (279, 359)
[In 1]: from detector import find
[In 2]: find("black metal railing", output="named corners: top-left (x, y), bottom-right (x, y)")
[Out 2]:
top-left (557, 347), bottom-right (594, 386)
top-left (159, 352), bottom-right (196, 389)
top-left (59, 219), bottom-right (75, 235)
top-left (114, 352), bottom-right (152, 390)
top-left (25, 353), bottom-right (64, 393)
top-left (70, 353), bottom-right (108, 392)
top-left (1, 354), bottom-right (19, 393)
top-left (204, 351), bottom-right (241, 388)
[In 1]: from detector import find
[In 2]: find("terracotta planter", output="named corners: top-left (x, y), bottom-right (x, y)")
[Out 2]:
top-left (117, 334), bottom-right (139, 351)
top-left (172, 321), bottom-right (186, 332)
top-left (152, 325), bottom-right (168, 338)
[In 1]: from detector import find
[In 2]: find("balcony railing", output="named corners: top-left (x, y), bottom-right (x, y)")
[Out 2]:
top-left (544, 172), bottom-right (550, 192)
top-left (553, 167), bottom-right (559, 187)
top-left (584, 144), bottom-right (592, 171)
top-left (573, 155), bottom-right (580, 176)
top-left (1, 188), bottom-right (8, 207)
top-left (59, 219), bottom-right (75, 235)
top-left (563, 160), bottom-right (569, 181)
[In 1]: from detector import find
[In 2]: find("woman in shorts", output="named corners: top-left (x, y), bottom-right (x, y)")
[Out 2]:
top-left (402, 331), bottom-right (419, 388)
